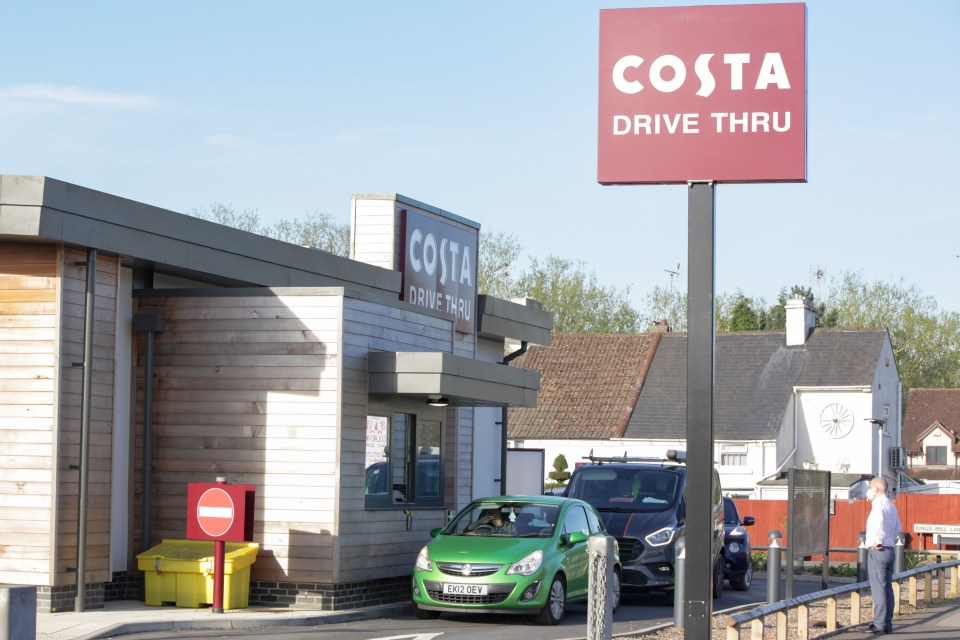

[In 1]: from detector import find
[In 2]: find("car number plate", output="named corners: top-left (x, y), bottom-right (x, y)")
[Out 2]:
top-left (443, 583), bottom-right (488, 596)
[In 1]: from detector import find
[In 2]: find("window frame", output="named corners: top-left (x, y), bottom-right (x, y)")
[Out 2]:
top-left (926, 445), bottom-right (947, 466)
top-left (364, 410), bottom-right (444, 509)
top-left (719, 443), bottom-right (748, 467)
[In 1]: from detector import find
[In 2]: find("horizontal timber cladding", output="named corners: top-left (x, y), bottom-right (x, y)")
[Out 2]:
top-left (338, 295), bottom-right (456, 583)
top-left (0, 240), bottom-right (60, 588)
top-left (134, 290), bottom-right (346, 585)
top-left (57, 248), bottom-right (118, 587)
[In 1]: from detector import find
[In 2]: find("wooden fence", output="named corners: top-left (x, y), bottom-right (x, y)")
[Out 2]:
top-left (726, 557), bottom-right (960, 640)
top-left (734, 494), bottom-right (960, 561)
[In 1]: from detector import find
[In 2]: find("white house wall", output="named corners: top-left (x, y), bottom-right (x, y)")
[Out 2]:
top-left (796, 388), bottom-right (875, 475)
top-left (516, 438), bottom-right (781, 499)
top-left (871, 337), bottom-right (901, 476)
top-left (473, 337), bottom-right (506, 500)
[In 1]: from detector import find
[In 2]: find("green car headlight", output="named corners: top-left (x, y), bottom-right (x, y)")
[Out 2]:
top-left (645, 526), bottom-right (676, 547)
top-left (415, 546), bottom-right (432, 572)
top-left (506, 550), bottom-right (543, 576)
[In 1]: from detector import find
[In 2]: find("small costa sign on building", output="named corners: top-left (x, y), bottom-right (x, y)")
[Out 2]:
top-left (598, 3), bottom-right (807, 184)
top-left (401, 208), bottom-right (478, 334)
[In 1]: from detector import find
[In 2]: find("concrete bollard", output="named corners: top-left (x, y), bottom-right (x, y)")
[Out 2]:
top-left (857, 532), bottom-right (868, 582)
top-left (0, 585), bottom-right (36, 640)
top-left (673, 536), bottom-right (685, 629)
top-left (894, 532), bottom-right (906, 575)
top-left (767, 531), bottom-right (782, 605)
top-left (587, 535), bottom-right (614, 640)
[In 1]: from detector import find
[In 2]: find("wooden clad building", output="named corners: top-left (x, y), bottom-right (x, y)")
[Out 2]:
top-left (0, 176), bottom-right (552, 612)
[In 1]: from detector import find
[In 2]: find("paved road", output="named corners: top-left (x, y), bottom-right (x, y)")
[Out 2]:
top-left (109, 577), bottom-right (833, 640)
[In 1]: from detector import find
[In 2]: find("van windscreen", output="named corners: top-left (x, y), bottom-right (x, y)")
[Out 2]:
top-left (568, 468), bottom-right (681, 512)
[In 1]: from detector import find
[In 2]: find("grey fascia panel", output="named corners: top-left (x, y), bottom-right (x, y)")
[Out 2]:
top-left (0, 175), bottom-right (401, 294)
top-left (476, 295), bottom-right (554, 345)
top-left (368, 351), bottom-right (541, 407)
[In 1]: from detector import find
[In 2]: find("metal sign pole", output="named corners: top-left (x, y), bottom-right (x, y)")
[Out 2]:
top-left (684, 181), bottom-right (716, 638)
top-left (213, 539), bottom-right (225, 613)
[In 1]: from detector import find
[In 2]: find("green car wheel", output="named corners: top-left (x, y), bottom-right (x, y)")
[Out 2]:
top-left (536, 575), bottom-right (566, 625)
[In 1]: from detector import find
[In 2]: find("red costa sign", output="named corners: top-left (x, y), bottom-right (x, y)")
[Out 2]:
top-left (598, 3), bottom-right (807, 185)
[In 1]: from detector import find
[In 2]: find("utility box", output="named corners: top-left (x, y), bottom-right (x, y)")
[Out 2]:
top-left (137, 540), bottom-right (259, 609)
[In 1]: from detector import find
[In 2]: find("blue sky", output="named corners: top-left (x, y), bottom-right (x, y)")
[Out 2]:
top-left (2, 1), bottom-right (958, 313)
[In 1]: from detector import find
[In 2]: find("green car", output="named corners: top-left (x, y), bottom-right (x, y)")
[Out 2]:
top-left (411, 495), bottom-right (621, 625)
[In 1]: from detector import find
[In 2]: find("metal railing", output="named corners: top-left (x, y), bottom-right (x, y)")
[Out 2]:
top-left (725, 555), bottom-right (960, 640)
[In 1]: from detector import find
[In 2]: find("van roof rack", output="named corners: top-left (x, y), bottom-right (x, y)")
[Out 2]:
top-left (582, 449), bottom-right (687, 465)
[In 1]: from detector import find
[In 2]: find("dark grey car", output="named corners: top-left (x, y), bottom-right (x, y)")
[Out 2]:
top-left (564, 451), bottom-right (725, 597)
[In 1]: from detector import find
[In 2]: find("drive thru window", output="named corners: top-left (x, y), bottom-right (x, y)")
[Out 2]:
top-left (364, 412), bottom-right (442, 508)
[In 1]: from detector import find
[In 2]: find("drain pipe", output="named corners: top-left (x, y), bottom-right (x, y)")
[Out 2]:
top-left (134, 313), bottom-right (166, 552)
top-left (75, 249), bottom-right (97, 612)
top-left (499, 342), bottom-right (528, 496)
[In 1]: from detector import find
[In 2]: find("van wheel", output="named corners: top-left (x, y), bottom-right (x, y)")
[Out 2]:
top-left (536, 575), bottom-right (566, 625)
top-left (731, 562), bottom-right (753, 591)
top-left (712, 555), bottom-right (725, 599)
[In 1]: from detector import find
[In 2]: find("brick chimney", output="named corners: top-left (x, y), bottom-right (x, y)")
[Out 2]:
top-left (649, 319), bottom-right (671, 333)
top-left (785, 295), bottom-right (815, 346)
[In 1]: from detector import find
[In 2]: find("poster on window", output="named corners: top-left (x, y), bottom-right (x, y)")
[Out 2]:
top-left (365, 416), bottom-right (389, 468)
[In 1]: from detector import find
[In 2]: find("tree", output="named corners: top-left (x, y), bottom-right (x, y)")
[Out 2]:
top-left (516, 256), bottom-right (641, 333)
top-left (827, 271), bottom-right (960, 392)
top-left (268, 210), bottom-right (350, 256)
top-left (190, 204), bottom-right (350, 257)
top-left (191, 203), bottom-right (262, 233)
top-left (547, 454), bottom-right (571, 485)
top-left (726, 291), bottom-right (766, 331)
top-left (642, 284), bottom-right (687, 331)
top-left (766, 285), bottom-right (838, 329)
top-left (478, 230), bottom-right (522, 299)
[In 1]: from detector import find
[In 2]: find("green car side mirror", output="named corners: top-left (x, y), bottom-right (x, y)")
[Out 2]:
top-left (566, 531), bottom-right (588, 546)
top-left (429, 527), bottom-right (443, 538)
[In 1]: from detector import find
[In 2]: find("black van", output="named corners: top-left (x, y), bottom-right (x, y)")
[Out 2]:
top-left (563, 450), bottom-right (725, 596)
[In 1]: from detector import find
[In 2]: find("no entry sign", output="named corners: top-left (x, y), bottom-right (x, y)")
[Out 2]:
top-left (197, 488), bottom-right (235, 538)
top-left (186, 481), bottom-right (255, 542)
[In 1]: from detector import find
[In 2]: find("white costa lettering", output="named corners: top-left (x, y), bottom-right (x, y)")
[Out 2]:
top-left (612, 51), bottom-right (791, 97)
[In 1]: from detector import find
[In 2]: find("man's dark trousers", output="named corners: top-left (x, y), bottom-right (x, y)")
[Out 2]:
top-left (868, 546), bottom-right (895, 633)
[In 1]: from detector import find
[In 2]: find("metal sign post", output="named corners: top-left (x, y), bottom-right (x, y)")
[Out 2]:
top-left (684, 181), bottom-right (716, 638)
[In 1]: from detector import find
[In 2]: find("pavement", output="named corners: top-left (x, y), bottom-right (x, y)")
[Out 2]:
top-left (34, 594), bottom-right (960, 640)
top-left (37, 601), bottom-right (411, 640)
top-left (824, 598), bottom-right (960, 639)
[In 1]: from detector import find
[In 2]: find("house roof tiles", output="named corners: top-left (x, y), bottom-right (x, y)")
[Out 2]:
top-left (903, 388), bottom-right (960, 452)
top-left (510, 328), bottom-right (890, 443)
top-left (626, 329), bottom-right (889, 441)
top-left (507, 333), bottom-right (657, 440)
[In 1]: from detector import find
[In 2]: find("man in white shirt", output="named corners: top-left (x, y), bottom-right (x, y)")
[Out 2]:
top-left (864, 477), bottom-right (902, 635)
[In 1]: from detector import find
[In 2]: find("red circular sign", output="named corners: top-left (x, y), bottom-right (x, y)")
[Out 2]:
top-left (197, 487), bottom-right (235, 538)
